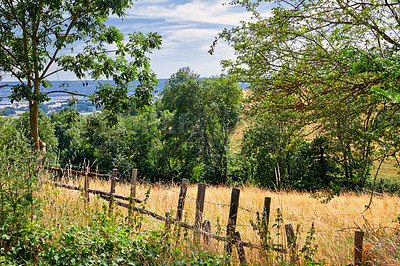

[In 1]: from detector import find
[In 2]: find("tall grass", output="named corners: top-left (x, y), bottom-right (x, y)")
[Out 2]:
top-left (39, 172), bottom-right (400, 265)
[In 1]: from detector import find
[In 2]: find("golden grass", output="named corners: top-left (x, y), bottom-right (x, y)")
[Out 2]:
top-left (37, 173), bottom-right (400, 265)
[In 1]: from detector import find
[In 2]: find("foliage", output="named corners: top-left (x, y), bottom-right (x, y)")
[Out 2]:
top-left (212, 0), bottom-right (400, 191)
top-left (160, 67), bottom-right (243, 184)
top-left (16, 110), bottom-right (59, 163)
top-left (0, 0), bottom-right (161, 154)
top-left (49, 67), bottom-right (243, 185)
top-left (251, 208), bottom-right (323, 265)
top-left (365, 176), bottom-right (400, 195)
top-left (238, 113), bottom-right (339, 190)
top-left (0, 125), bottom-right (45, 264)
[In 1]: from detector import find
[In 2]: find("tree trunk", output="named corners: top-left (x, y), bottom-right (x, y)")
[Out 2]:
top-left (30, 80), bottom-right (46, 164)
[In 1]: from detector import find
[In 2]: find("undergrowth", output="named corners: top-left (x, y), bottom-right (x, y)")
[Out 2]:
top-left (0, 132), bottom-right (229, 265)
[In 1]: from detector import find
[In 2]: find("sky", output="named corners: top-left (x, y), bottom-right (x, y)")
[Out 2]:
top-left (0, 1), bottom-right (277, 82)
top-left (109, 0), bottom-right (253, 79)
top-left (1, 0), bottom-right (254, 81)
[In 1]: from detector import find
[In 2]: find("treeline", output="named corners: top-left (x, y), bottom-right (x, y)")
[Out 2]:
top-left (1, 67), bottom-right (399, 194)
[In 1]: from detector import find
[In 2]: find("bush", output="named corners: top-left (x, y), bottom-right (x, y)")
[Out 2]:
top-left (0, 124), bottom-right (45, 264)
top-left (40, 206), bottom-right (229, 265)
top-left (365, 177), bottom-right (400, 195)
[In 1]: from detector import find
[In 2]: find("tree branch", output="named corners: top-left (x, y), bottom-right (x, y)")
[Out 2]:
top-left (45, 91), bottom-right (89, 97)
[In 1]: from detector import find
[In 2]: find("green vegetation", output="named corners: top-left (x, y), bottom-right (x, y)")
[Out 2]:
top-left (2, 0), bottom-right (400, 264)
top-left (211, 0), bottom-right (400, 195)
top-left (2, 64), bottom-right (400, 191)
top-left (0, 0), bottom-right (161, 158)
top-left (0, 122), bottom-right (230, 265)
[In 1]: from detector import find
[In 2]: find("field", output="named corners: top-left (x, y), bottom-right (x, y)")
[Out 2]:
top-left (39, 174), bottom-right (400, 265)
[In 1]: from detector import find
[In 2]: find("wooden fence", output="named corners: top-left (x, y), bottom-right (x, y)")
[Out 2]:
top-left (44, 166), bottom-right (365, 265)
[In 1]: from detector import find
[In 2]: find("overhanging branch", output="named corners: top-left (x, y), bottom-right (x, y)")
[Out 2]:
top-left (45, 91), bottom-right (88, 97)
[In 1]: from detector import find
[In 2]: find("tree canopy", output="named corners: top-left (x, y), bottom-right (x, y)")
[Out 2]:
top-left (212, 0), bottom-right (400, 190)
top-left (0, 0), bottom-right (161, 160)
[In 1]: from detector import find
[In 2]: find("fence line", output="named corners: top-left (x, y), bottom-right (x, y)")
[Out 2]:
top-left (56, 164), bottom-right (260, 215)
top-left (45, 167), bottom-right (264, 249)
top-left (44, 165), bottom-right (366, 265)
top-left (119, 172), bottom-right (259, 214)
top-left (51, 181), bottom-right (142, 203)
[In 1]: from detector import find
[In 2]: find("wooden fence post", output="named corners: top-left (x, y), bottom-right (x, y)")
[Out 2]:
top-left (128, 168), bottom-right (138, 221)
top-left (84, 167), bottom-right (90, 202)
top-left (109, 169), bottom-right (118, 216)
top-left (285, 224), bottom-right (297, 264)
top-left (202, 220), bottom-right (211, 245)
top-left (195, 183), bottom-right (206, 228)
top-left (194, 183), bottom-right (206, 242)
top-left (260, 197), bottom-right (271, 249)
top-left (354, 230), bottom-right (364, 266)
top-left (235, 231), bottom-right (247, 265)
top-left (225, 187), bottom-right (240, 255)
top-left (176, 178), bottom-right (189, 222)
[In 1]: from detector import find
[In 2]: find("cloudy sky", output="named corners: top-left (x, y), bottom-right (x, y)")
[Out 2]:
top-left (1, 0), bottom-right (260, 81)
top-left (116, 0), bottom-right (253, 79)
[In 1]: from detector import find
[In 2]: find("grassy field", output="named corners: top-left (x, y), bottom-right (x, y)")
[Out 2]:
top-left (39, 173), bottom-right (400, 265)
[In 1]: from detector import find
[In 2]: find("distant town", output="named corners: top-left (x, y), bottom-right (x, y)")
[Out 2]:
top-left (0, 80), bottom-right (167, 116)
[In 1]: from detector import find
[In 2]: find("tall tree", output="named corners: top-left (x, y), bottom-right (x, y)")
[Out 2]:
top-left (0, 0), bottom-right (161, 160)
top-left (212, 0), bottom-right (400, 187)
top-left (161, 67), bottom-right (242, 183)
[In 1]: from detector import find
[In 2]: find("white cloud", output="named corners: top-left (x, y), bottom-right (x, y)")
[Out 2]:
top-left (118, 1), bottom-right (253, 78)
top-left (130, 0), bottom-right (252, 26)
top-left (2, 0), bottom-right (265, 81)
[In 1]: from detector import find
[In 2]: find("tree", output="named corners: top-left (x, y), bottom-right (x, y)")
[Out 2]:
top-left (16, 109), bottom-right (59, 162)
top-left (212, 0), bottom-right (400, 188)
top-left (161, 67), bottom-right (242, 183)
top-left (0, 0), bottom-right (161, 159)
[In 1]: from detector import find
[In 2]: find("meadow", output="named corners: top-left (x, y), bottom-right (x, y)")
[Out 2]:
top-left (39, 173), bottom-right (400, 265)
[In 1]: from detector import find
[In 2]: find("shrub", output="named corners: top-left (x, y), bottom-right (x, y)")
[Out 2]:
top-left (0, 124), bottom-right (46, 263)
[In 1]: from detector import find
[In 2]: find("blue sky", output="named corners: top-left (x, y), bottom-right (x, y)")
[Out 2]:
top-left (1, 0), bottom-right (260, 81)
top-left (116, 0), bottom-right (253, 79)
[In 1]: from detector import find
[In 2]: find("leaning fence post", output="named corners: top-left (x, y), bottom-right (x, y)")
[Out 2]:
top-left (225, 187), bottom-right (240, 255)
top-left (128, 168), bottom-right (138, 222)
top-left (176, 178), bottom-right (189, 222)
top-left (109, 169), bottom-right (118, 216)
top-left (84, 167), bottom-right (90, 202)
top-left (354, 230), bottom-right (364, 266)
top-left (285, 224), bottom-right (297, 264)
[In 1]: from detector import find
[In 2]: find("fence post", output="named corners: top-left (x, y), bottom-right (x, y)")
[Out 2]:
top-left (285, 224), bottom-right (297, 264)
top-left (128, 168), bottom-right (138, 222)
top-left (225, 187), bottom-right (240, 255)
top-left (202, 220), bottom-right (211, 245)
top-left (354, 230), bottom-right (364, 266)
top-left (235, 231), bottom-right (247, 265)
top-left (195, 183), bottom-right (206, 228)
top-left (109, 169), bottom-right (118, 216)
top-left (176, 178), bottom-right (189, 222)
top-left (194, 183), bottom-right (206, 242)
top-left (84, 167), bottom-right (90, 202)
top-left (260, 197), bottom-right (271, 249)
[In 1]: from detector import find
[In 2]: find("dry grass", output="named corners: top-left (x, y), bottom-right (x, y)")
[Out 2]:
top-left (37, 173), bottom-right (400, 265)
